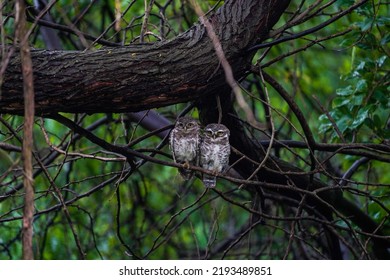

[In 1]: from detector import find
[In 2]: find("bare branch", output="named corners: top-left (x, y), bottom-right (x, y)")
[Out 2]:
top-left (16, 0), bottom-right (35, 260)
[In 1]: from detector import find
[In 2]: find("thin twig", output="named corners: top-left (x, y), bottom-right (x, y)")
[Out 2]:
top-left (239, 69), bottom-right (276, 189)
top-left (248, 0), bottom-right (368, 51)
top-left (191, 0), bottom-right (262, 129)
top-left (216, 95), bottom-right (222, 124)
top-left (338, 157), bottom-right (369, 188)
top-left (313, 95), bottom-right (346, 142)
top-left (16, 0), bottom-right (35, 260)
top-left (140, 0), bottom-right (155, 43)
top-left (40, 119), bottom-right (126, 162)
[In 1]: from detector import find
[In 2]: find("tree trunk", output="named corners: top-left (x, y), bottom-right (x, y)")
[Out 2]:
top-left (0, 0), bottom-right (291, 115)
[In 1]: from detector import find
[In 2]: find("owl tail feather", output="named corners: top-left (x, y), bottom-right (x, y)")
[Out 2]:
top-left (179, 168), bottom-right (193, 180)
top-left (202, 175), bottom-right (216, 188)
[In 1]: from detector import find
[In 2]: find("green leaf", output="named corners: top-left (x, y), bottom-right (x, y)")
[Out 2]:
top-left (351, 107), bottom-right (369, 129)
top-left (376, 55), bottom-right (387, 67)
top-left (356, 18), bottom-right (374, 32)
top-left (357, 33), bottom-right (378, 49)
top-left (336, 115), bottom-right (353, 133)
top-left (356, 2), bottom-right (374, 17)
top-left (355, 61), bottom-right (366, 72)
top-left (373, 88), bottom-right (389, 107)
top-left (373, 114), bottom-right (382, 130)
top-left (350, 93), bottom-right (364, 106)
top-left (355, 79), bottom-right (367, 93)
top-left (336, 85), bottom-right (354, 96)
top-left (336, 0), bottom-right (356, 9)
top-left (383, 130), bottom-right (390, 139)
top-left (340, 30), bottom-right (361, 47)
top-left (318, 114), bottom-right (334, 133)
top-left (332, 96), bottom-right (350, 107)
top-left (380, 33), bottom-right (390, 46)
top-left (376, 16), bottom-right (390, 27)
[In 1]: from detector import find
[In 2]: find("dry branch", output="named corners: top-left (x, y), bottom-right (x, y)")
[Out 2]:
top-left (15, 0), bottom-right (35, 260)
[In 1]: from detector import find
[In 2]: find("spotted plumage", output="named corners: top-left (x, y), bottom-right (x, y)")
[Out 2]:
top-left (200, 123), bottom-right (230, 188)
top-left (169, 116), bottom-right (200, 179)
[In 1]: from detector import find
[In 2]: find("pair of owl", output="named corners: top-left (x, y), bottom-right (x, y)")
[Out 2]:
top-left (169, 116), bottom-right (231, 188)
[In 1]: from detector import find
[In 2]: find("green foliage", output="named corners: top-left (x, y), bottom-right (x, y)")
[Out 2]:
top-left (319, 3), bottom-right (390, 142)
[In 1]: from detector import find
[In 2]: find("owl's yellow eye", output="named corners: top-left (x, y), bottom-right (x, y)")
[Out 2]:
top-left (205, 130), bottom-right (213, 136)
top-left (216, 131), bottom-right (225, 137)
top-left (186, 123), bottom-right (194, 128)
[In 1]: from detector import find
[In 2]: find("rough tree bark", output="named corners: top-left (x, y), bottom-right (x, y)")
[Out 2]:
top-left (0, 0), bottom-right (290, 114)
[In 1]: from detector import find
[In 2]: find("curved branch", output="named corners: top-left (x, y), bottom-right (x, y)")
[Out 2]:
top-left (0, 0), bottom-right (291, 115)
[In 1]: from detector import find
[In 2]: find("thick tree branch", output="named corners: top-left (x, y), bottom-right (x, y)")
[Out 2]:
top-left (0, 0), bottom-right (291, 115)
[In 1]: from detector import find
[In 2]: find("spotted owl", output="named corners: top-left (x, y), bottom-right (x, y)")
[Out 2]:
top-left (169, 116), bottom-right (200, 179)
top-left (200, 123), bottom-right (230, 188)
